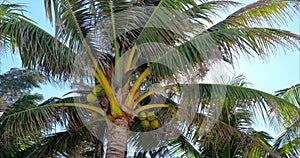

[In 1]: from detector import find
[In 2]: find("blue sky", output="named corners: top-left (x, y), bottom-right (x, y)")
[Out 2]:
top-left (1, 0), bottom-right (299, 137)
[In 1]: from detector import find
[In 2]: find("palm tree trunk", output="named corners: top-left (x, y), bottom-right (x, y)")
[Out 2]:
top-left (95, 141), bottom-right (104, 158)
top-left (106, 117), bottom-right (129, 158)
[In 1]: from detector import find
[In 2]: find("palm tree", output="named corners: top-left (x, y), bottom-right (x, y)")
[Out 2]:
top-left (0, 68), bottom-right (44, 157)
top-left (1, 0), bottom-right (300, 157)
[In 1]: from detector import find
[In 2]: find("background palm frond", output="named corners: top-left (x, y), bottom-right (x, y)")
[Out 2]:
top-left (272, 83), bottom-right (300, 157)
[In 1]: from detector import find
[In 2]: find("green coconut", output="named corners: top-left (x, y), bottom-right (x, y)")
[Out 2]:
top-left (147, 112), bottom-right (156, 121)
top-left (150, 119), bottom-right (159, 128)
top-left (141, 120), bottom-right (150, 128)
top-left (86, 93), bottom-right (97, 103)
top-left (138, 112), bottom-right (147, 120)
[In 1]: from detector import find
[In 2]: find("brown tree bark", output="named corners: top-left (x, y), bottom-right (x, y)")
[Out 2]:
top-left (106, 117), bottom-right (129, 158)
top-left (95, 141), bottom-right (104, 158)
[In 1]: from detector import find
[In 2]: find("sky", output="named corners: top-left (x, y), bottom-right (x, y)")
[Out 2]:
top-left (1, 0), bottom-right (299, 137)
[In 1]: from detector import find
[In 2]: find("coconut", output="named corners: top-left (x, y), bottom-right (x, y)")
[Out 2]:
top-left (141, 120), bottom-right (150, 128)
top-left (86, 93), bottom-right (97, 103)
top-left (147, 112), bottom-right (156, 121)
top-left (138, 112), bottom-right (147, 120)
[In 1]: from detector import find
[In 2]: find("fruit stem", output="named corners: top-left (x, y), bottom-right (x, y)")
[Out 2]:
top-left (135, 104), bottom-right (169, 114)
top-left (53, 103), bottom-right (105, 116)
top-left (94, 72), bottom-right (124, 116)
top-left (125, 44), bottom-right (137, 71)
top-left (126, 68), bottom-right (151, 107)
top-left (132, 84), bottom-right (177, 110)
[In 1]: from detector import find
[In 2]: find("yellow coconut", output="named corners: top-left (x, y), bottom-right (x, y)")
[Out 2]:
top-left (150, 119), bottom-right (159, 128)
top-left (86, 93), bottom-right (97, 103)
top-left (141, 120), bottom-right (150, 128)
top-left (138, 112), bottom-right (147, 120)
top-left (147, 112), bottom-right (156, 121)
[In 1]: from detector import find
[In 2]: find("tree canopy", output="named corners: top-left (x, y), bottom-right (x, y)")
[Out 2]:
top-left (0, 0), bottom-right (299, 157)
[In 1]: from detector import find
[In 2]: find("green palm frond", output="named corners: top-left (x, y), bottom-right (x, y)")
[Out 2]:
top-left (0, 2), bottom-right (30, 22)
top-left (228, 74), bottom-right (252, 87)
top-left (175, 27), bottom-right (300, 66)
top-left (181, 83), bottom-right (297, 122)
top-left (275, 83), bottom-right (300, 107)
top-left (173, 83), bottom-right (295, 157)
top-left (44, 0), bottom-right (100, 49)
top-left (186, 0), bottom-right (241, 24)
top-left (274, 83), bottom-right (300, 124)
top-left (276, 138), bottom-right (300, 157)
top-left (2, 97), bottom-right (75, 139)
top-left (168, 135), bottom-right (202, 158)
top-left (0, 94), bottom-right (44, 158)
top-left (27, 128), bottom-right (99, 158)
top-left (210, 0), bottom-right (299, 29)
top-left (127, 83), bottom-right (295, 156)
top-left (1, 95), bottom-right (108, 157)
top-left (154, 112), bottom-right (275, 158)
top-left (188, 83), bottom-right (298, 157)
top-left (0, 2), bottom-right (32, 45)
top-left (43, 0), bottom-right (136, 50)
top-left (156, 26), bottom-right (300, 79)
top-left (201, 0), bottom-right (300, 63)
top-left (2, 94), bottom-right (109, 157)
top-left (107, 0), bottom-right (200, 57)
top-left (2, 103), bottom-right (58, 139)
top-left (151, 32), bottom-right (218, 77)
top-left (272, 83), bottom-right (300, 157)
top-left (273, 119), bottom-right (300, 157)
top-left (0, 18), bottom-right (74, 82)
top-left (211, 27), bottom-right (299, 57)
top-left (182, 113), bottom-right (276, 157)
top-left (133, 0), bottom-right (201, 49)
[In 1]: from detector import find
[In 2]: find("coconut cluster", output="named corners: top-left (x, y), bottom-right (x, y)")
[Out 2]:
top-left (138, 112), bottom-right (160, 128)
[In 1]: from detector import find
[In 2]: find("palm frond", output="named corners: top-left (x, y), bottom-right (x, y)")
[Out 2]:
top-left (228, 74), bottom-right (252, 87)
top-left (182, 83), bottom-right (299, 157)
top-left (186, 0), bottom-right (241, 24)
top-left (177, 27), bottom-right (300, 66)
top-left (44, 0), bottom-right (97, 46)
top-left (182, 83), bottom-right (297, 122)
top-left (210, 0), bottom-right (299, 28)
top-left (2, 103), bottom-right (58, 139)
top-left (168, 135), bottom-right (202, 158)
top-left (0, 94), bottom-right (44, 158)
top-left (272, 83), bottom-right (300, 157)
top-left (126, 83), bottom-right (295, 156)
top-left (82, 0), bottom-right (215, 80)
top-left (2, 97), bottom-right (73, 139)
top-left (275, 83), bottom-right (300, 107)
top-left (202, 0), bottom-right (300, 63)
top-left (156, 25), bottom-right (300, 79)
top-left (273, 119), bottom-right (300, 157)
top-left (180, 112), bottom-right (277, 157)
top-left (27, 128), bottom-right (99, 158)
top-left (0, 18), bottom-right (74, 82)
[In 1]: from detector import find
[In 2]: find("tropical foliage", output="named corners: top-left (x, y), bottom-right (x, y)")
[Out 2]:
top-left (273, 84), bottom-right (300, 157)
top-left (0, 68), bottom-right (44, 157)
top-left (0, 0), bottom-right (300, 157)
